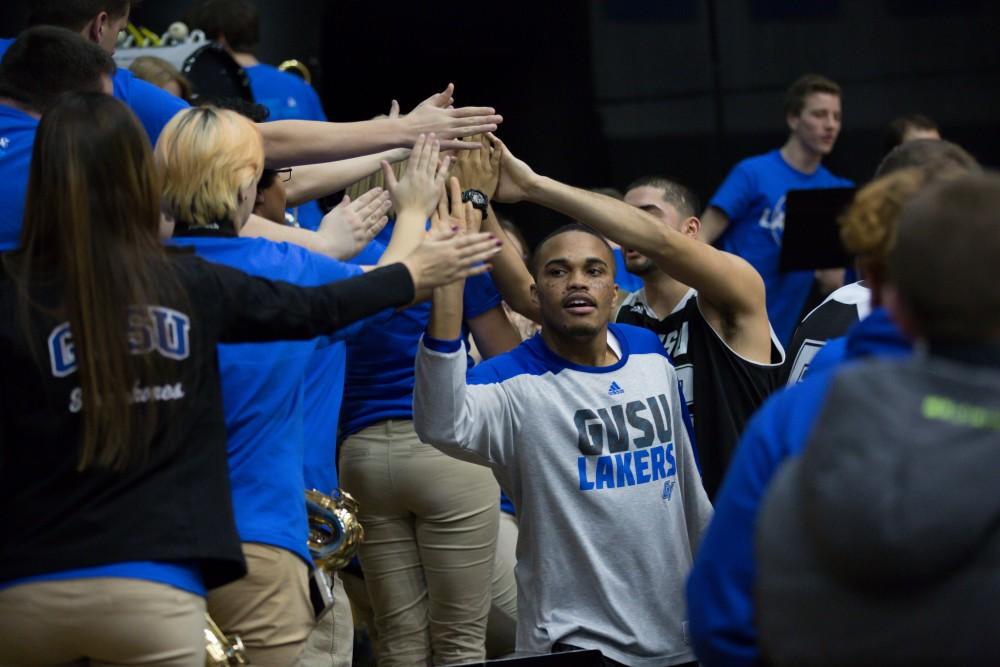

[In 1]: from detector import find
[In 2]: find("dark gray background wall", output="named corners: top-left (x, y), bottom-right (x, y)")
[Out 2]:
top-left (3, 0), bottom-right (998, 241)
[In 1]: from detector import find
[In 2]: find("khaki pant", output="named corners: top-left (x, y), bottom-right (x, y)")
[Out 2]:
top-left (207, 543), bottom-right (314, 667)
top-left (0, 578), bottom-right (205, 667)
top-left (486, 511), bottom-right (518, 659)
top-left (298, 573), bottom-right (353, 667)
top-left (340, 420), bottom-right (499, 667)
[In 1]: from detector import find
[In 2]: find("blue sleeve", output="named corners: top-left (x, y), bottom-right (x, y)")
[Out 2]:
top-left (423, 334), bottom-right (463, 353)
top-left (306, 250), bottom-right (390, 342)
top-left (686, 380), bottom-right (830, 667)
top-left (303, 83), bottom-right (328, 122)
top-left (113, 68), bottom-right (189, 145)
top-left (463, 272), bottom-right (502, 319)
top-left (708, 160), bottom-right (755, 220)
top-left (806, 336), bottom-right (848, 378)
top-left (350, 238), bottom-right (387, 266)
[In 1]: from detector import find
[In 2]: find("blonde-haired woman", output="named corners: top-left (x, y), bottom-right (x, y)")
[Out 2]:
top-left (155, 105), bottom-right (496, 665)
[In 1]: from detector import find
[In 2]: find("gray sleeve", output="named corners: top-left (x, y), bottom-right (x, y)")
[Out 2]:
top-left (413, 338), bottom-right (516, 470)
top-left (673, 390), bottom-right (714, 550)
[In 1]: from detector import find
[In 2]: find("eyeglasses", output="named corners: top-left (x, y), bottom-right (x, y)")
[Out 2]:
top-left (275, 168), bottom-right (293, 183)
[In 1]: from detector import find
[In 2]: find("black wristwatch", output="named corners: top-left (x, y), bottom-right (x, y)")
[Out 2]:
top-left (461, 189), bottom-right (489, 219)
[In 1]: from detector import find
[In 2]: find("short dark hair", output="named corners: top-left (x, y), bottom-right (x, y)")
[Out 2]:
top-left (531, 223), bottom-right (615, 278)
top-left (185, 0), bottom-right (260, 52)
top-left (885, 113), bottom-right (939, 152)
top-left (784, 73), bottom-right (841, 118)
top-left (0, 26), bottom-right (114, 112)
top-left (625, 175), bottom-right (701, 218)
top-left (875, 139), bottom-right (978, 178)
top-left (27, 0), bottom-right (131, 31)
top-left (889, 172), bottom-right (1000, 341)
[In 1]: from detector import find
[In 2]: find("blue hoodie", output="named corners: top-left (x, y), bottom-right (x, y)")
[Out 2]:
top-left (686, 307), bottom-right (910, 667)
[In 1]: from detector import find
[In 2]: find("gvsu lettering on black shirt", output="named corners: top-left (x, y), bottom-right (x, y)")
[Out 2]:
top-left (48, 306), bottom-right (192, 378)
top-left (575, 393), bottom-right (677, 491)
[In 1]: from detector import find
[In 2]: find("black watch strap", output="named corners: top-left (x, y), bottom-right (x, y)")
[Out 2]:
top-left (461, 189), bottom-right (489, 219)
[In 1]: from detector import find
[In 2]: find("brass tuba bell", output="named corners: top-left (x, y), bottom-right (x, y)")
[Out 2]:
top-left (306, 488), bottom-right (364, 572)
top-left (204, 613), bottom-right (246, 666)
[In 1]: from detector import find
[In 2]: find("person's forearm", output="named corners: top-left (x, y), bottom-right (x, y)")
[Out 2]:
top-left (482, 207), bottom-right (540, 323)
top-left (377, 210), bottom-right (426, 266)
top-left (285, 151), bottom-right (404, 207)
top-left (699, 207), bottom-right (729, 244)
top-left (260, 118), bottom-right (410, 169)
top-left (428, 282), bottom-right (465, 340)
top-left (525, 176), bottom-right (745, 303)
top-left (240, 214), bottom-right (336, 257)
top-left (525, 176), bottom-right (679, 264)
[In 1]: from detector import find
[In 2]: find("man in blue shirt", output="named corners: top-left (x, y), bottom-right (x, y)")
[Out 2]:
top-left (700, 74), bottom-right (853, 346)
top-left (0, 27), bottom-right (115, 249)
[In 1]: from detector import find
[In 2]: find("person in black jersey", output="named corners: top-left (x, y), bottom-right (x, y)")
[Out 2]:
top-left (781, 138), bottom-right (980, 384)
top-left (484, 138), bottom-right (781, 500)
top-left (0, 92), bottom-right (500, 666)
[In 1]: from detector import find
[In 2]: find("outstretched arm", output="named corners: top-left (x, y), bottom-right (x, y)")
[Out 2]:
top-left (416, 193), bottom-right (514, 468)
top-left (283, 100), bottom-right (410, 207)
top-left (259, 84), bottom-right (502, 168)
top-left (493, 137), bottom-right (771, 359)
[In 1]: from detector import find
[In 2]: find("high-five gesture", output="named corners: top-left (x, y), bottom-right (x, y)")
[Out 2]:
top-left (382, 133), bottom-right (451, 220)
top-left (317, 187), bottom-right (391, 260)
top-left (404, 84), bottom-right (504, 152)
top-left (493, 134), bottom-right (541, 204)
top-left (432, 177), bottom-right (483, 236)
top-left (453, 134), bottom-right (502, 198)
top-left (401, 229), bottom-right (501, 291)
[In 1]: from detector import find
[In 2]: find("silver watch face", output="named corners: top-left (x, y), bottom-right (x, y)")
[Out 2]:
top-left (463, 190), bottom-right (487, 207)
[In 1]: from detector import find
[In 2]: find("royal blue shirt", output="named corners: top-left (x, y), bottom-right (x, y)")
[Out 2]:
top-left (0, 38), bottom-right (189, 251)
top-left (170, 234), bottom-right (365, 565)
top-left (612, 247), bottom-right (643, 293)
top-left (0, 37), bottom-right (189, 145)
top-left (246, 63), bottom-right (328, 230)
top-left (340, 233), bottom-right (502, 438)
top-left (709, 149), bottom-right (853, 347)
top-left (0, 103), bottom-right (36, 250)
top-left (686, 308), bottom-right (910, 667)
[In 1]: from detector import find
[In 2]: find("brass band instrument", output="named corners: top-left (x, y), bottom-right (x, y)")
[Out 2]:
top-left (306, 488), bottom-right (364, 572)
top-left (205, 613), bottom-right (246, 666)
top-left (278, 59), bottom-right (313, 85)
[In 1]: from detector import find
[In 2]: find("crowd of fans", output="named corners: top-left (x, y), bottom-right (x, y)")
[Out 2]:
top-left (0, 1), bottom-right (997, 667)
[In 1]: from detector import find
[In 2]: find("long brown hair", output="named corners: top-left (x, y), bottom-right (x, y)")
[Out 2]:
top-left (11, 92), bottom-right (177, 470)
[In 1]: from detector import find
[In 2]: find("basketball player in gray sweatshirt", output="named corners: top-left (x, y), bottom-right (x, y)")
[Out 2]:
top-left (414, 179), bottom-right (711, 667)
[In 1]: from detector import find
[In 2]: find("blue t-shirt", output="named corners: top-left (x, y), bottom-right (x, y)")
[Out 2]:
top-left (247, 63), bottom-right (328, 230)
top-left (245, 64), bottom-right (326, 122)
top-left (0, 36), bottom-right (189, 145)
top-left (170, 235), bottom-right (364, 565)
top-left (111, 66), bottom-right (189, 144)
top-left (709, 149), bottom-right (853, 346)
top-left (0, 38), bottom-right (190, 251)
top-left (340, 235), bottom-right (502, 438)
top-left (612, 247), bottom-right (643, 293)
top-left (0, 103), bottom-right (36, 250)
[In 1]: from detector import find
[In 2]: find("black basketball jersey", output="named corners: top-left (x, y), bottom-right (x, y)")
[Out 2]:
top-left (781, 281), bottom-right (871, 386)
top-left (616, 288), bottom-right (785, 499)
